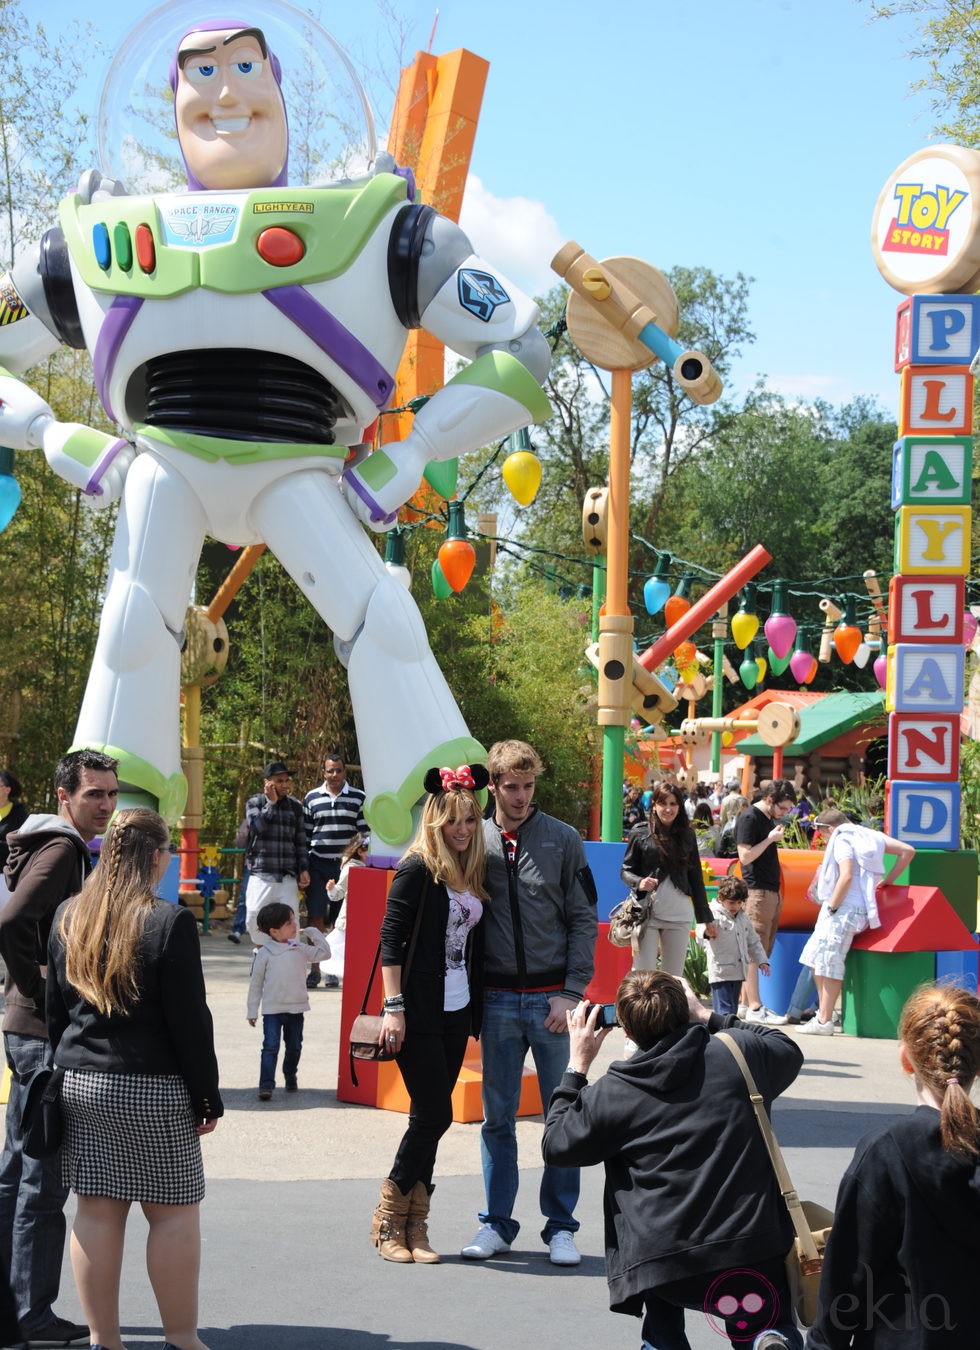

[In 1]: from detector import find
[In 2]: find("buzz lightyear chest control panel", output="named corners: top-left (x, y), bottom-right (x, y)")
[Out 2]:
top-left (55, 174), bottom-right (419, 445)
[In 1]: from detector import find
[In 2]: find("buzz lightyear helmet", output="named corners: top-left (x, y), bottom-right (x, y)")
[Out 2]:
top-left (98, 0), bottom-right (377, 193)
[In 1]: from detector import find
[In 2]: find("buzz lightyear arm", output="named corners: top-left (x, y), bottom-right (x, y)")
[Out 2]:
top-left (343, 215), bottom-right (552, 529)
top-left (0, 243), bottom-right (134, 505)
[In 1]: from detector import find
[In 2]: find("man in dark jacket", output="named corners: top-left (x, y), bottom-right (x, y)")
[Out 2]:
top-left (0, 750), bottom-right (117, 1348)
top-left (542, 970), bottom-right (805, 1350)
top-left (461, 739), bottom-right (597, 1268)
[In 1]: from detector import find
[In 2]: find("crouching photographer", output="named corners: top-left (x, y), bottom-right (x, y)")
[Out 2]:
top-left (542, 971), bottom-right (804, 1350)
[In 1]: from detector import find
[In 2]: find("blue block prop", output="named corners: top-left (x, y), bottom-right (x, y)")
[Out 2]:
top-left (936, 947), bottom-right (980, 995)
top-left (584, 839), bottom-right (628, 921)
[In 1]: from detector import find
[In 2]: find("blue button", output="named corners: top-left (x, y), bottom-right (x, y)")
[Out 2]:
top-left (92, 223), bottom-right (111, 271)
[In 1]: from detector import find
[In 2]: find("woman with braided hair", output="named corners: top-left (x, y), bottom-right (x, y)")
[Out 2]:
top-left (370, 765), bottom-right (489, 1264)
top-left (809, 983), bottom-right (980, 1348)
top-left (46, 808), bottom-right (222, 1350)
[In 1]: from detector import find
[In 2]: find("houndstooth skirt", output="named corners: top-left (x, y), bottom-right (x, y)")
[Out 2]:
top-left (60, 1069), bottom-right (205, 1204)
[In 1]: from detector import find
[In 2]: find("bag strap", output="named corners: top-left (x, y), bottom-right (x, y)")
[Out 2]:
top-left (357, 871), bottom-right (430, 1016)
top-left (716, 1032), bottom-right (821, 1263)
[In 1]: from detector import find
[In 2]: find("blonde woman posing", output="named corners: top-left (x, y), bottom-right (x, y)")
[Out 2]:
top-left (370, 765), bottom-right (489, 1264)
top-left (46, 809), bottom-right (222, 1350)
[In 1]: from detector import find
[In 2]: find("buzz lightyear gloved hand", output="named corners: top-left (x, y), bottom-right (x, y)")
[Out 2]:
top-left (341, 350), bottom-right (551, 532)
top-left (0, 372), bottom-right (134, 509)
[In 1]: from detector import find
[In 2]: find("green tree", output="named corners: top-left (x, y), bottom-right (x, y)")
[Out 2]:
top-left (869, 0), bottom-right (980, 145)
top-left (0, 4), bottom-right (119, 806)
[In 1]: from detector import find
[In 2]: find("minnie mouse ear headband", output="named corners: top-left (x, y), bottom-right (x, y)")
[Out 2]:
top-left (423, 764), bottom-right (490, 795)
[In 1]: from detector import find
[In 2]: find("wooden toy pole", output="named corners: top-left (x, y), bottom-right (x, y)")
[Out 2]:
top-left (601, 368), bottom-right (633, 841)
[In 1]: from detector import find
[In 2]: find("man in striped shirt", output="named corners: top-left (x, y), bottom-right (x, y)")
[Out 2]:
top-left (303, 754), bottom-right (367, 986)
top-left (243, 760), bottom-right (309, 942)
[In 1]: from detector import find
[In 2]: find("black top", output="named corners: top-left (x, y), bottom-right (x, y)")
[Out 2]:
top-left (543, 1016), bottom-right (802, 1310)
top-left (620, 822), bottom-right (713, 927)
top-left (380, 854), bottom-right (484, 1037)
top-left (0, 802), bottom-right (27, 870)
top-left (46, 900), bottom-right (223, 1121)
top-left (735, 804), bottom-right (781, 890)
top-left (808, 1106), bottom-right (980, 1349)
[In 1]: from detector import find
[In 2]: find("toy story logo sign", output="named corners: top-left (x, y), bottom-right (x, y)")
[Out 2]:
top-left (872, 145), bottom-right (980, 295)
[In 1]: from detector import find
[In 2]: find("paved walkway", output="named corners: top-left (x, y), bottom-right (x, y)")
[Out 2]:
top-left (12, 931), bottom-right (918, 1349)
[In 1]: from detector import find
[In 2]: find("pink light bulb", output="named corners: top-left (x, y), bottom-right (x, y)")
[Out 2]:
top-left (874, 653), bottom-right (888, 689)
top-left (764, 613), bottom-right (797, 661)
top-left (789, 649), bottom-right (813, 683)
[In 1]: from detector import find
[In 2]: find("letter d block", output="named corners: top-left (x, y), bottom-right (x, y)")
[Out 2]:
top-left (886, 781), bottom-right (960, 850)
top-left (890, 644), bottom-right (964, 714)
top-left (894, 294), bottom-right (980, 369)
top-left (888, 713), bottom-right (960, 780)
top-left (891, 436), bottom-right (972, 508)
top-left (894, 505), bottom-right (971, 574)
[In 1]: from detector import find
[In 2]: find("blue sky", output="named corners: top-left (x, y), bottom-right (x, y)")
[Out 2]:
top-left (38, 0), bottom-right (935, 412)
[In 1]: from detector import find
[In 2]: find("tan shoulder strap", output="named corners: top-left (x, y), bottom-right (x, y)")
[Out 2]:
top-left (716, 1031), bottom-right (820, 1262)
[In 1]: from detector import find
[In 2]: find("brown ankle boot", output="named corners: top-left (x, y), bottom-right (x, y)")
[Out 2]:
top-left (370, 1179), bottom-right (413, 1262)
top-left (406, 1181), bottom-right (440, 1263)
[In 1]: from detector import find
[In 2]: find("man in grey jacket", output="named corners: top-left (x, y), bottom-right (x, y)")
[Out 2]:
top-left (461, 740), bottom-right (597, 1268)
top-left (0, 749), bottom-right (118, 1348)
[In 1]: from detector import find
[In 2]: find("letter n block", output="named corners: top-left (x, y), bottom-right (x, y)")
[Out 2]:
top-left (891, 436), bottom-right (972, 508)
top-left (894, 294), bottom-right (980, 369)
top-left (887, 575), bottom-right (964, 643)
top-left (888, 713), bottom-right (960, 780)
top-left (888, 644), bottom-right (964, 714)
top-left (885, 781), bottom-right (961, 849)
top-left (894, 506), bottom-right (971, 574)
top-left (899, 367), bottom-right (973, 436)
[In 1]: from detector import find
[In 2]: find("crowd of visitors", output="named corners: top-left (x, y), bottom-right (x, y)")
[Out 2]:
top-left (0, 751), bottom-right (969, 1348)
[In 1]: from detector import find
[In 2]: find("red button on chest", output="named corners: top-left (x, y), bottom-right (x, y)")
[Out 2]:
top-left (256, 227), bottom-right (305, 267)
top-left (135, 223), bottom-right (156, 273)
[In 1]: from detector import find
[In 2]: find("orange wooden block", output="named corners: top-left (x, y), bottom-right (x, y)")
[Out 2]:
top-left (853, 884), bottom-right (978, 953)
top-left (376, 1038), bottom-right (543, 1124)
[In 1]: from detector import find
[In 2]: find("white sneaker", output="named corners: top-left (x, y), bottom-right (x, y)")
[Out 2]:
top-left (798, 1016), bottom-right (835, 1036)
top-left (737, 1003), bottom-right (748, 1019)
top-left (460, 1224), bottom-right (511, 1259)
top-left (744, 1006), bottom-right (789, 1025)
top-left (548, 1231), bottom-right (581, 1266)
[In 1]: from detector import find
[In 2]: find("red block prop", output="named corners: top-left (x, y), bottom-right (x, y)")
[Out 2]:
top-left (852, 884), bottom-right (978, 953)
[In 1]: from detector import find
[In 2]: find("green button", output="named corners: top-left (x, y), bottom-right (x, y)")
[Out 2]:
top-left (113, 221), bottom-right (133, 271)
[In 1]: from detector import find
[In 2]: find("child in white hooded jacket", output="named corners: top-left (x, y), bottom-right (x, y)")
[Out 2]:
top-left (247, 900), bottom-right (331, 1098)
top-left (696, 875), bottom-right (768, 1016)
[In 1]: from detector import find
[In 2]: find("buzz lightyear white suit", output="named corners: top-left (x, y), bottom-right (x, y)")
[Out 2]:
top-left (0, 18), bottom-right (550, 844)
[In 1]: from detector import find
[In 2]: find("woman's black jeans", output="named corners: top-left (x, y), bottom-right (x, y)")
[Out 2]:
top-left (388, 1005), bottom-right (471, 1194)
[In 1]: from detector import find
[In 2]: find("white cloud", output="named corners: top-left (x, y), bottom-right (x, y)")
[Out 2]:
top-left (458, 174), bottom-right (563, 299)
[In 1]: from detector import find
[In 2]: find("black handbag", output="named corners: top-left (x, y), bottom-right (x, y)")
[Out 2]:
top-left (21, 1060), bottom-right (65, 1160)
top-left (349, 874), bottom-right (428, 1086)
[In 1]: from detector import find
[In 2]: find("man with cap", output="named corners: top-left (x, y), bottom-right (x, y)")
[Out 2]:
top-left (243, 761), bottom-right (310, 942)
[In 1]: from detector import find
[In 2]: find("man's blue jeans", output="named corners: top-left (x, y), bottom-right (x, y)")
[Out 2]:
top-left (0, 1032), bottom-right (69, 1334)
top-left (260, 1013), bottom-right (304, 1089)
top-left (479, 989), bottom-right (579, 1245)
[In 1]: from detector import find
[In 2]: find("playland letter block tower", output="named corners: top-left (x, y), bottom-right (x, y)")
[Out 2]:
top-left (856, 147), bottom-right (980, 1028)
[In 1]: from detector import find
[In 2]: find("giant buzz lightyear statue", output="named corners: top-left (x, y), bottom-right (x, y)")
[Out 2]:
top-left (0, 3), bottom-right (550, 844)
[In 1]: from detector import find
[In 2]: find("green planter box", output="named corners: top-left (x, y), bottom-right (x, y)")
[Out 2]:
top-left (842, 950), bottom-right (936, 1039)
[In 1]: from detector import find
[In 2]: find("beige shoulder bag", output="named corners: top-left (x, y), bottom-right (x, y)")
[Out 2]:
top-left (717, 1032), bottom-right (833, 1328)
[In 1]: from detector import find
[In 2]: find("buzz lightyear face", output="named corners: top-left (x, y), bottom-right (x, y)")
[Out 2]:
top-left (174, 26), bottom-right (287, 190)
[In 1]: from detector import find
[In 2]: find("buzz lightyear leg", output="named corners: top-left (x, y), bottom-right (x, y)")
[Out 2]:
top-left (252, 467), bottom-right (481, 846)
top-left (73, 451), bottom-right (206, 821)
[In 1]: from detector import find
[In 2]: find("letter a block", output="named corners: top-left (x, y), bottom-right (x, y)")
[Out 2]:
top-left (887, 644), bottom-right (964, 714)
top-left (899, 366), bottom-right (973, 436)
top-left (894, 505), bottom-right (971, 573)
top-left (887, 713), bottom-right (960, 780)
top-left (891, 436), bottom-right (972, 508)
top-left (887, 575), bottom-right (964, 643)
top-left (894, 294), bottom-right (980, 369)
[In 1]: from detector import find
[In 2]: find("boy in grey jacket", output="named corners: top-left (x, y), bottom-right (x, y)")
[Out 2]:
top-left (247, 902), bottom-right (330, 1099)
top-left (696, 876), bottom-right (769, 1017)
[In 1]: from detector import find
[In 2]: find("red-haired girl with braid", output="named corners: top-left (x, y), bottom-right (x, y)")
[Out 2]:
top-left (809, 983), bottom-right (980, 1348)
